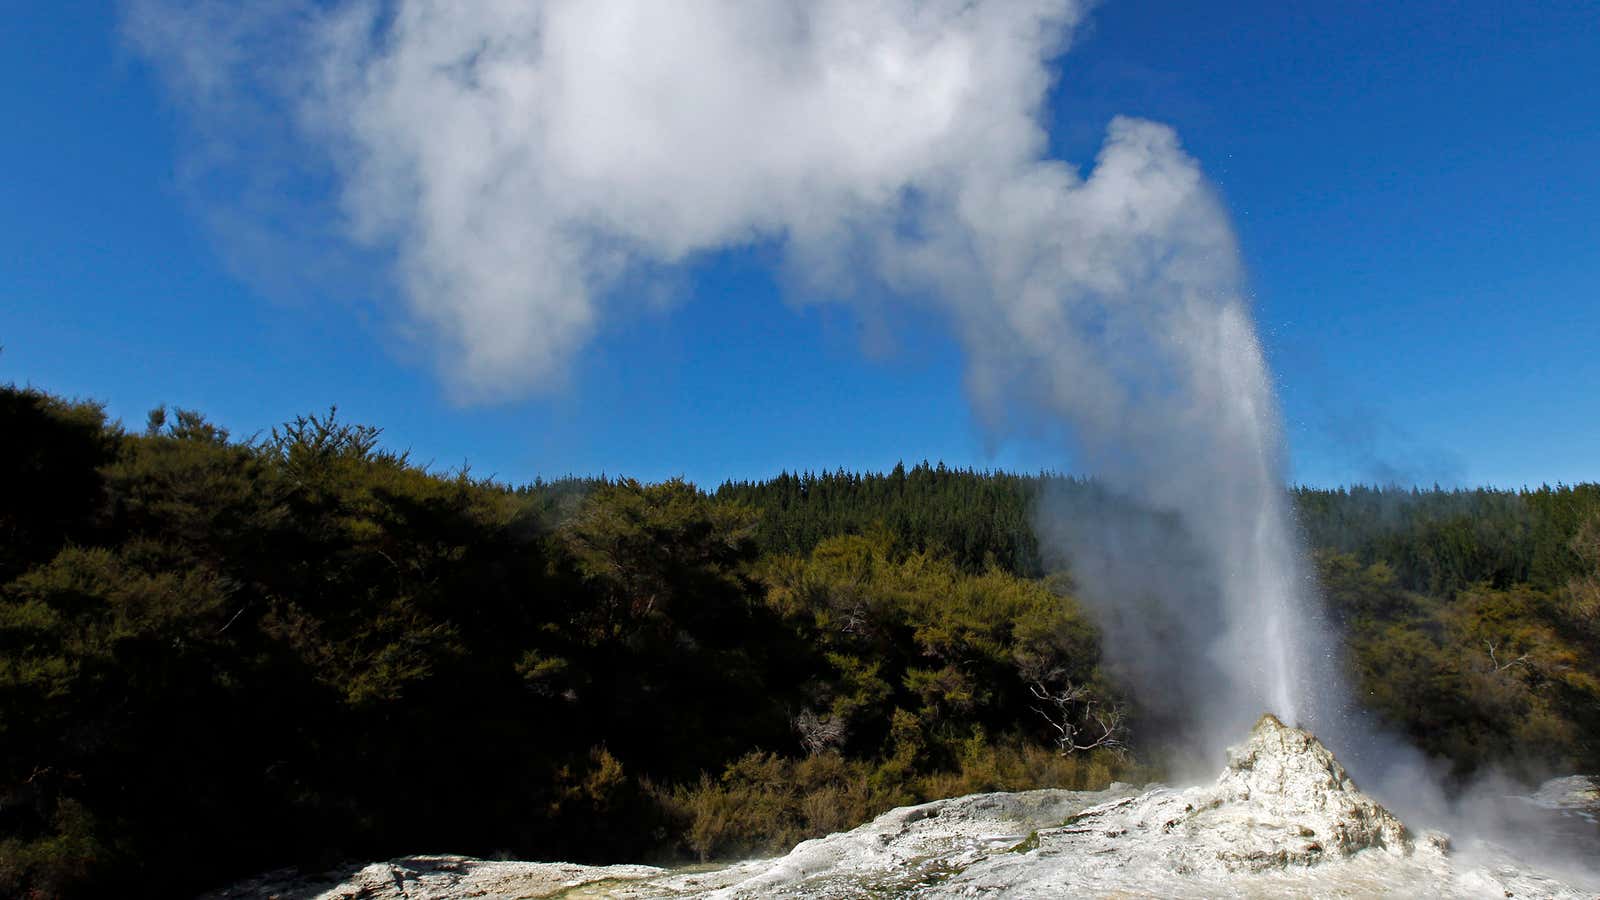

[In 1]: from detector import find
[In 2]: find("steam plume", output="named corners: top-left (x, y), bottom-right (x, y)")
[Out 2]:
top-left (127, 0), bottom-right (1338, 759)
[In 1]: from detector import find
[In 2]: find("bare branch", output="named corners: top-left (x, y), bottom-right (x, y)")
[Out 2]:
top-left (793, 709), bottom-right (848, 756)
top-left (1485, 640), bottom-right (1530, 673)
top-left (217, 603), bottom-right (250, 635)
top-left (1028, 679), bottom-right (1129, 758)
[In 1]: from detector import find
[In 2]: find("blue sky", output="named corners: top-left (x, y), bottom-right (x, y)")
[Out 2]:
top-left (3, 0), bottom-right (1596, 489)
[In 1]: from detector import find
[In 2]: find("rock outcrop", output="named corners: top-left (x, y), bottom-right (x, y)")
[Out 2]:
top-left (209, 716), bottom-right (1598, 899)
top-left (1530, 774), bottom-right (1600, 823)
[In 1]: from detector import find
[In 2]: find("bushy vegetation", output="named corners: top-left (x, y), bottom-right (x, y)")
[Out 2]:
top-left (651, 742), bottom-right (1125, 862)
top-left (1320, 549), bottom-right (1600, 778)
top-left (2, 382), bottom-right (1597, 897)
top-left (0, 387), bottom-right (1136, 898)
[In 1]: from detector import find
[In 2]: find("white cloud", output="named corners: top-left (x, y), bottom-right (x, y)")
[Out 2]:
top-left (131, 0), bottom-right (1085, 393)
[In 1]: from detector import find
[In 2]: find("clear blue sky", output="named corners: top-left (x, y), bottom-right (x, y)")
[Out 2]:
top-left (3, 1), bottom-right (1596, 489)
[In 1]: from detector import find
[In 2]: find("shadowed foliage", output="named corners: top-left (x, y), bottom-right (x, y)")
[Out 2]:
top-left (2, 382), bottom-right (1597, 897)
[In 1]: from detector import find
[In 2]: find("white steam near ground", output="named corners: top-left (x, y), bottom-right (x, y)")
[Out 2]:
top-left (126, 0), bottom-right (1592, 871)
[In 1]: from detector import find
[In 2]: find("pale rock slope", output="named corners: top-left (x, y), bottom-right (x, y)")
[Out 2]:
top-left (1530, 774), bottom-right (1600, 824)
top-left (209, 715), bottom-right (1597, 899)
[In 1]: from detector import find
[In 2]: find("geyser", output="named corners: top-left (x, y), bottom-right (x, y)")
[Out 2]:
top-left (129, 0), bottom-right (1340, 760)
top-left (1033, 295), bottom-right (1341, 763)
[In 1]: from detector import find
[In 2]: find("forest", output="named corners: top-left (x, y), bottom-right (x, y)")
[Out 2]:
top-left (3, 382), bottom-right (1598, 897)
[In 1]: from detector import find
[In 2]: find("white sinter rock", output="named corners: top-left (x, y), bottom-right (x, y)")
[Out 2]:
top-left (1530, 774), bottom-right (1600, 822)
top-left (209, 715), bottom-right (1599, 899)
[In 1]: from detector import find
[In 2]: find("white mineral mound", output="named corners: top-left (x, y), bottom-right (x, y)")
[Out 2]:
top-left (210, 715), bottom-right (1597, 899)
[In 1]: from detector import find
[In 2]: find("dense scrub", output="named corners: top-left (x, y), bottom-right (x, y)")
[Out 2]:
top-left (2, 383), bottom-right (1597, 897)
top-left (0, 387), bottom-right (1135, 897)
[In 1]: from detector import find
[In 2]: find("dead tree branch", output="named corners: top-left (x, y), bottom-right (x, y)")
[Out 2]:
top-left (1485, 640), bottom-right (1530, 673)
top-left (793, 708), bottom-right (849, 756)
top-left (1029, 680), bottom-right (1128, 758)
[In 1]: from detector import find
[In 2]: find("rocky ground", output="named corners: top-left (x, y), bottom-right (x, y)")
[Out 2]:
top-left (206, 716), bottom-right (1600, 899)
